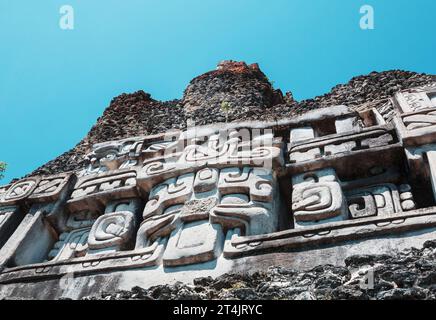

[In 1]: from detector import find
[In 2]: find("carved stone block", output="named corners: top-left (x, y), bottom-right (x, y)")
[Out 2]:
top-left (290, 127), bottom-right (315, 144)
top-left (163, 221), bottom-right (224, 267)
top-left (48, 228), bottom-right (90, 261)
top-left (180, 197), bottom-right (218, 222)
top-left (393, 85), bottom-right (436, 146)
top-left (81, 137), bottom-right (144, 176)
top-left (193, 168), bottom-right (218, 193)
top-left (142, 174), bottom-right (194, 220)
top-left (394, 86), bottom-right (436, 114)
top-left (64, 210), bottom-right (99, 231)
top-left (0, 178), bottom-right (39, 206)
top-left (28, 173), bottom-right (74, 203)
top-left (292, 182), bottom-right (345, 223)
top-left (210, 196), bottom-right (275, 236)
top-left (291, 169), bottom-right (347, 227)
top-left (105, 198), bottom-right (143, 215)
top-left (137, 129), bottom-right (283, 192)
top-left (346, 184), bottom-right (397, 218)
top-left (218, 167), bottom-right (273, 202)
top-left (288, 127), bottom-right (401, 177)
top-left (67, 169), bottom-right (138, 212)
top-left (88, 211), bottom-right (136, 253)
top-left (0, 206), bottom-right (23, 250)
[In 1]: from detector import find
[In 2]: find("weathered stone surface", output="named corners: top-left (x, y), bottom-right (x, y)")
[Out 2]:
top-left (26, 64), bottom-right (435, 178)
top-left (79, 239), bottom-right (436, 300)
top-left (2, 62), bottom-right (436, 300)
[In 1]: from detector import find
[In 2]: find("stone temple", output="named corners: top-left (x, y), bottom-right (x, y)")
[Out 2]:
top-left (1, 61), bottom-right (436, 299)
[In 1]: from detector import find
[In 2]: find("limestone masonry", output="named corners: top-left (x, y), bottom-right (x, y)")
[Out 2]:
top-left (2, 61), bottom-right (436, 299)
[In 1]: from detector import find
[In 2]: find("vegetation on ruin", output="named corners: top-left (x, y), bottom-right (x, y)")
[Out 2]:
top-left (220, 101), bottom-right (232, 123)
top-left (0, 162), bottom-right (6, 180)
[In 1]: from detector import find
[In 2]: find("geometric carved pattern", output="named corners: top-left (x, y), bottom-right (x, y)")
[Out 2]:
top-left (292, 182), bottom-right (345, 222)
top-left (48, 228), bottom-right (90, 261)
top-left (88, 211), bottom-right (136, 252)
top-left (394, 86), bottom-right (436, 147)
top-left (136, 166), bottom-right (276, 267)
top-left (67, 170), bottom-right (138, 212)
top-left (291, 169), bottom-right (346, 227)
top-left (3, 98), bottom-right (436, 292)
top-left (0, 178), bottom-right (39, 205)
top-left (346, 184), bottom-right (401, 219)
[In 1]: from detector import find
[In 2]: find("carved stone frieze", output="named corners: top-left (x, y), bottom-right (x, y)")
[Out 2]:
top-left (393, 84), bottom-right (436, 146)
top-left (4, 94), bottom-right (436, 295)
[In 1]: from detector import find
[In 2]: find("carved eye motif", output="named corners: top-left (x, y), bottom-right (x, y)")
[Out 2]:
top-left (102, 152), bottom-right (117, 161)
top-left (88, 212), bottom-right (136, 251)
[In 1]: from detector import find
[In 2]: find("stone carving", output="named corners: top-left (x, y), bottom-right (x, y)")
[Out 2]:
top-left (6, 95), bottom-right (436, 298)
top-left (288, 127), bottom-right (398, 169)
top-left (67, 169), bottom-right (138, 212)
top-left (393, 84), bottom-right (436, 146)
top-left (0, 206), bottom-right (22, 250)
top-left (291, 168), bottom-right (416, 226)
top-left (88, 211), bottom-right (136, 253)
top-left (142, 174), bottom-right (194, 220)
top-left (403, 111), bottom-right (436, 131)
top-left (141, 140), bottom-right (178, 160)
top-left (291, 169), bottom-right (347, 227)
top-left (163, 221), bottom-right (224, 267)
top-left (135, 166), bottom-right (277, 267)
top-left (218, 167), bottom-right (273, 202)
top-left (137, 129), bottom-right (282, 192)
top-left (193, 168), bottom-right (219, 193)
top-left (394, 86), bottom-right (436, 114)
top-left (65, 210), bottom-right (99, 230)
top-left (0, 174), bottom-right (73, 207)
top-left (47, 210), bottom-right (99, 261)
top-left (29, 173), bottom-right (74, 203)
top-left (81, 137), bottom-right (144, 176)
top-left (135, 169), bottom-right (221, 266)
top-left (292, 182), bottom-right (345, 222)
top-left (346, 184), bottom-right (403, 219)
top-left (224, 208), bottom-right (436, 259)
top-left (210, 194), bottom-right (274, 236)
top-left (48, 228), bottom-right (90, 261)
top-left (398, 184), bottom-right (416, 211)
top-left (0, 178), bottom-right (39, 205)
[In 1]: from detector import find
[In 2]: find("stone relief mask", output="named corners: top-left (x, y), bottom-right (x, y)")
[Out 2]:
top-left (81, 138), bottom-right (143, 176)
top-left (135, 166), bottom-right (277, 266)
top-left (291, 168), bottom-right (417, 228)
top-left (291, 169), bottom-right (347, 227)
top-left (3, 97), bottom-right (436, 281)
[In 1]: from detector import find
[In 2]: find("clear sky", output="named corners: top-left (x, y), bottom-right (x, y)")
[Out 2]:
top-left (0, 0), bottom-right (435, 183)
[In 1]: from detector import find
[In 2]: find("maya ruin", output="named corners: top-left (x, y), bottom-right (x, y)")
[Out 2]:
top-left (1, 61), bottom-right (436, 300)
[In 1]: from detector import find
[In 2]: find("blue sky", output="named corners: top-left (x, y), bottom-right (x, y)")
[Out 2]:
top-left (0, 0), bottom-right (435, 183)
